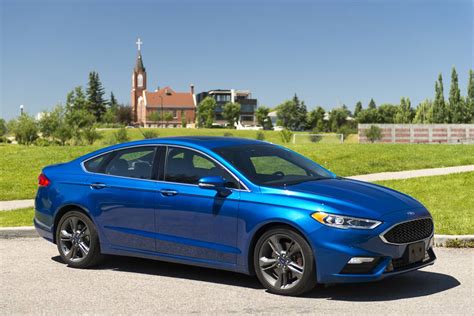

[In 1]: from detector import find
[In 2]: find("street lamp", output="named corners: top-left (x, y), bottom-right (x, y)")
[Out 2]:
top-left (159, 95), bottom-right (164, 128)
top-left (20, 105), bottom-right (24, 116)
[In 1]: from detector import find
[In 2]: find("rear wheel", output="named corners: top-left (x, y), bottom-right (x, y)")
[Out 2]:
top-left (253, 227), bottom-right (317, 296)
top-left (56, 210), bottom-right (103, 268)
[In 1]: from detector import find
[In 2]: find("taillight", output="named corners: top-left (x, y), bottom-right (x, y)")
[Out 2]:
top-left (38, 173), bottom-right (50, 187)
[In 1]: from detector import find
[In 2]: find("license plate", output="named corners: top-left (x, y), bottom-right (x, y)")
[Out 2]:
top-left (408, 241), bottom-right (425, 263)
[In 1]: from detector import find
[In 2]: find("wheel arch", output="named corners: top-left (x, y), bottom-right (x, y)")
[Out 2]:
top-left (53, 204), bottom-right (94, 244)
top-left (247, 221), bottom-right (314, 276)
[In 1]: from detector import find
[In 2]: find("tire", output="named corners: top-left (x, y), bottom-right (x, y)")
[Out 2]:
top-left (56, 210), bottom-right (103, 268)
top-left (253, 227), bottom-right (317, 296)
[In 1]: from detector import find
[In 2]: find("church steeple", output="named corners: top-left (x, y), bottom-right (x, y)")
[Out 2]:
top-left (131, 37), bottom-right (147, 124)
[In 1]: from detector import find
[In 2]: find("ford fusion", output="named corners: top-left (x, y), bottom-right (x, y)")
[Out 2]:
top-left (35, 137), bottom-right (435, 296)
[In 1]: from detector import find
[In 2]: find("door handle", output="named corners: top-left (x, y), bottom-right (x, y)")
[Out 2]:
top-left (159, 189), bottom-right (178, 196)
top-left (90, 183), bottom-right (107, 190)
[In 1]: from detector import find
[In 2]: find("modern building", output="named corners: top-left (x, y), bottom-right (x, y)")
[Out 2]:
top-left (131, 39), bottom-right (196, 128)
top-left (196, 89), bottom-right (258, 126)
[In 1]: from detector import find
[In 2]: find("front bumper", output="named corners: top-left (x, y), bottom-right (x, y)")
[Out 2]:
top-left (309, 211), bottom-right (436, 284)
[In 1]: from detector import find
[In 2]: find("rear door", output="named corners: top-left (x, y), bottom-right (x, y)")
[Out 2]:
top-left (85, 146), bottom-right (161, 252)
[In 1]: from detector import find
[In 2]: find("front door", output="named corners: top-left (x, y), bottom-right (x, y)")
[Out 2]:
top-left (155, 146), bottom-right (241, 265)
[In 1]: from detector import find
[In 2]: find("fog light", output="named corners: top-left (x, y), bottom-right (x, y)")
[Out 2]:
top-left (347, 257), bottom-right (375, 264)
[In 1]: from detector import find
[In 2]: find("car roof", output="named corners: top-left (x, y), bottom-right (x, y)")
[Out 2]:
top-left (77, 136), bottom-right (268, 162)
top-left (122, 136), bottom-right (265, 149)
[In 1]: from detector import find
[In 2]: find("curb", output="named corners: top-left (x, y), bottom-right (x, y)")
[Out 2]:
top-left (0, 227), bottom-right (473, 247)
top-left (0, 226), bottom-right (39, 239)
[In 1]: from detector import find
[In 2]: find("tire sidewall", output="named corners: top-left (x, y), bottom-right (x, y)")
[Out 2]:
top-left (253, 227), bottom-right (316, 296)
top-left (56, 210), bottom-right (101, 268)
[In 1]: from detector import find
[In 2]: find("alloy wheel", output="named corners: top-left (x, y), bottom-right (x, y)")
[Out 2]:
top-left (58, 216), bottom-right (91, 263)
top-left (258, 234), bottom-right (305, 290)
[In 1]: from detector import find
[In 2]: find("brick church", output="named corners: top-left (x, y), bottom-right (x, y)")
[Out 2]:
top-left (131, 39), bottom-right (196, 127)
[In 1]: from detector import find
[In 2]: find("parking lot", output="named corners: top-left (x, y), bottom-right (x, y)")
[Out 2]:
top-left (1, 238), bottom-right (473, 315)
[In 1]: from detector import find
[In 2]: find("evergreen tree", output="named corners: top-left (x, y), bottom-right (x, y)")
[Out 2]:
top-left (368, 98), bottom-right (376, 109)
top-left (449, 67), bottom-right (464, 123)
top-left (354, 101), bottom-right (363, 117)
top-left (306, 107), bottom-right (325, 130)
top-left (86, 71), bottom-right (107, 121)
top-left (467, 69), bottom-right (474, 123)
top-left (432, 74), bottom-right (448, 123)
top-left (109, 92), bottom-right (118, 110)
top-left (276, 94), bottom-right (307, 130)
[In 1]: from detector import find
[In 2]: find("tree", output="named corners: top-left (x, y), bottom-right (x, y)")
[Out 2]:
top-left (356, 108), bottom-right (378, 123)
top-left (197, 96), bottom-right (216, 128)
top-left (364, 125), bottom-right (382, 143)
top-left (10, 114), bottom-right (38, 145)
top-left (222, 102), bottom-right (241, 128)
top-left (116, 105), bottom-right (133, 125)
top-left (86, 71), bottom-right (107, 121)
top-left (0, 118), bottom-right (8, 136)
top-left (65, 107), bottom-right (96, 144)
top-left (39, 106), bottom-right (62, 139)
top-left (467, 69), bottom-right (474, 123)
top-left (414, 99), bottom-right (433, 123)
top-left (354, 101), bottom-right (363, 117)
top-left (109, 92), bottom-right (118, 110)
top-left (148, 111), bottom-right (160, 122)
top-left (377, 104), bottom-right (398, 123)
top-left (276, 94), bottom-right (307, 131)
top-left (306, 107), bottom-right (325, 130)
top-left (328, 107), bottom-right (349, 132)
top-left (66, 86), bottom-right (88, 111)
top-left (432, 73), bottom-right (448, 123)
top-left (163, 112), bottom-right (174, 127)
top-left (394, 97), bottom-right (414, 123)
top-left (449, 67), bottom-right (464, 123)
top-left (256, 106), bottom-right (270, 126)
top-left (368, 98), bottom-right (376, 109)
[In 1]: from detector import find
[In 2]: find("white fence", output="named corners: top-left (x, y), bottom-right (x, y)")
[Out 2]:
top-left (358, 124), bottom-right (474, 144)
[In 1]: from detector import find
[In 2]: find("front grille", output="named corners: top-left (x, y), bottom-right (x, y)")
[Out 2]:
top-left (383, 218), bottom-right (434, 244)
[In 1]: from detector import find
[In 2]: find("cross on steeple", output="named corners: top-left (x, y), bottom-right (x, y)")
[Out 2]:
top-left (136, 37), bottom-right (143, 51)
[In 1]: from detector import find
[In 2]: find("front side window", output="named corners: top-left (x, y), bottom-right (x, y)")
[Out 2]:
top-left (103, 146), bottom-right (157, 179)
top-left (164, 147), bottom-right (239, 188)
top-left (213, 144), bottom-right (334, 187)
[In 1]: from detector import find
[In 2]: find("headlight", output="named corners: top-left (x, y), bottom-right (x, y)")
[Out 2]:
top-left (311, 211), bottom-right (382, 229)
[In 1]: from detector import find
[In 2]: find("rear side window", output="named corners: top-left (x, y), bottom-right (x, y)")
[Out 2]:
top-left (84, 154), bottom-right (109, 173)
top-left (84, 146), bottom-right (158, 180)
top-left (104, 147), bottom-right (157, 179)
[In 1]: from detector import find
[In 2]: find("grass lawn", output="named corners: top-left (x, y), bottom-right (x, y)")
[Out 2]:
top-left (1, 172), bottom-right (472, 234)
top-left (1, 129), bottom-right (474, 201)
top-left (376, 172), bottom-right (474, 235)
top-left (0, 208), bottom-right (34, 227)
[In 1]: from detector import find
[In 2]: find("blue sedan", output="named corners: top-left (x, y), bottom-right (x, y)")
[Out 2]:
top-left (34, 137), bottom-right (435, 296)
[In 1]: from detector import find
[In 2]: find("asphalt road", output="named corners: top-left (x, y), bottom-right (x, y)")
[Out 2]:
top-left (1, 238), bottom-right (473, 315)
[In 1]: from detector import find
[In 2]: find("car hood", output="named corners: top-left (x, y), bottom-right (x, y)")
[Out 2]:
top-left (280, 178), bottom-right (424, 218)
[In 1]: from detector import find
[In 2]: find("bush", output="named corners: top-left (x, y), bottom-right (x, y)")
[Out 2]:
top-left (337, 125), bottom-right (356, 142)
top-left (364, 125), bottom-right (382, 143)
top-left (82, 127), bottom-right (102, 145)
top-left (223, 132), bottom-right (233, 137)
top-left (279, 129), bottom-right (293, 143)
top-left (256, 131), bottom-right (265, 140)
top-left (34, 138), bottom-right (53, 147)
top-left (114, 127), bottom-right (129, 143)
top-left (141, 129), bottom-right (159, 139)
top-left (309, 134), bottom-right (322, 143)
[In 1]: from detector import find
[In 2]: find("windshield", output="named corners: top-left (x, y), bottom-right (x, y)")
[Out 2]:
top-left (213, 144), bottom-right (335, 187)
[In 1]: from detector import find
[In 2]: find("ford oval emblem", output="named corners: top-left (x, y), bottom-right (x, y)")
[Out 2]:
top-left (407, 211), bottom-right (415, 216)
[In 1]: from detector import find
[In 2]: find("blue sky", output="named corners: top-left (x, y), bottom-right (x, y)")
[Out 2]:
top-left (1, 0), bottom-right (472, 119)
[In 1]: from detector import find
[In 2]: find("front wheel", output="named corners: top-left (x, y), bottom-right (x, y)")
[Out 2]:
top-left (253, 227), bottom-right (317, 296)
top-left (56, 210), bottom-right (103, 268)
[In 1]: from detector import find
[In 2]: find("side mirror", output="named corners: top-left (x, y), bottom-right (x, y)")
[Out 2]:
top-left (198, 176), bottom-right (231, 197)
